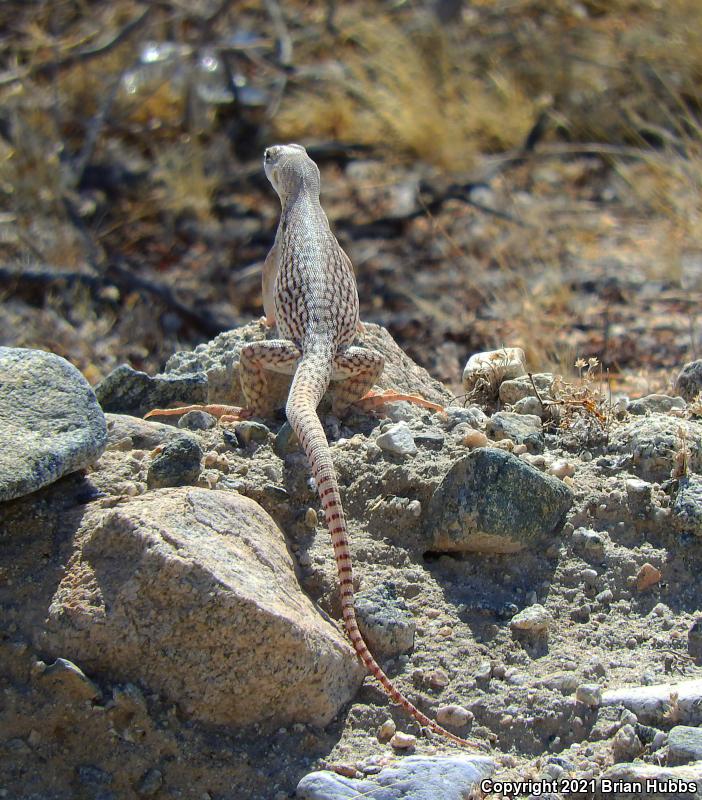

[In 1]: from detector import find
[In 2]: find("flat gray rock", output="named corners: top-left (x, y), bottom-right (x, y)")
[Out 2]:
top-left (596, 761), bottom-right (702, 799)
top-left (296, 755), bottom-right (495, 800)
top-left (95, 364), bottom-right (207, 418)
top-left (628, 394), bottom-right (686, 415)
top-left (669, 726), bottom-right (702, 765)
top-left (610, 416), bottom-right (702, 482)
top-left (0, 347), bottom-right (107, 502)
top-left (355, 582), bottom-right (416, 659)
top-left (425, 448), bottom-right (572, 553)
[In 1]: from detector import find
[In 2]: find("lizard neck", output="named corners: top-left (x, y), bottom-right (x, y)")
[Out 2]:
top-left (279, 184), bottom-right (328, 232)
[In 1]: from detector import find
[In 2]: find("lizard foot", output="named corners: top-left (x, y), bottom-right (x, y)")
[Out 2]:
top-left (144, 404), bottom-right (253, 425)
top-left (354, 389), bottom-right (445, 414)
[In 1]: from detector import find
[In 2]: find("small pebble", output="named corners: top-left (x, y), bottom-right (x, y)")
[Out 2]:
top-left (177, 410), bottom-right (216, 431)
top-left (549, 459), bottom-right (576, 479)
top-left (436, 704), bottom-right (474, 728)
top-left (462, 430), bottom-right (489, 448)
top-left (510, 604), bottom-right (552, 635)
top-left (636, 562), bottom-right (661, 592)
top-left (596, 589), bottom-right (614, 606)
top-left (304, 508), bottom-right (318, 529)
top-left (234, 421), bottom-right (270, 445)
top-left (652, 602), bottom-right (669, 617)
top-left (389, 731), bottom-right (416, 749)
top-left (138, 768), bottom-right (164, 797)
top-left (425, 668), bottom-right (449, 688)
top-left (581, 568), bottom-right (598, 585)
top-left (576, 683), bottom-right (602, 708)
top-left (377, 719), bottom-right (396, 741)
top-left (475, 661), bottom-right (492, 680)
top-left (376, 422), bottom-right (418, 456)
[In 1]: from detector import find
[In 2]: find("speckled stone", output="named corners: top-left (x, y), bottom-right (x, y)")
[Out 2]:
top-left (0, 347), bottom-right (107, 502)
top-left (296, 755), bottom-right (495, 800)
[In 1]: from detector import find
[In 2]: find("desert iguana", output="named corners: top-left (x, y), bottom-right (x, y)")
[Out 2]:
top-left (149, 144), bottom-right (485, 749)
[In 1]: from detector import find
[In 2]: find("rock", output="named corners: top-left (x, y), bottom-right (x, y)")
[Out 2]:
top-left (40, 657), bottom-right (101, 702)
top-left (549, 459), bottom-right (576, 479)
top-left (668, 726), bottom-right (702, 765)
top-left (572, 527), bottom-right (606, 553)
top-left (610, 416), bottom-right (702, 482)
top-left (273, 422), bottom-right (298, 457)
top-left (0, 347), bottom-right (107, 503)
top-left (636, 562), bottom-right (662, 592)
top-left (414, 430), bottom-right (445, 450)
top-left (444, 405), bottom-right (488, 430)
top-left (676, 359), bottom-right (702, 402)
top-left (673, 476), bottom-right (702, 535)
top-left (510, 604), bottom-right (552, 635)
top-left (576, 683), bottom-right (602, 708)
top-left (597, 761), bottom-right (702, 799)
top-left (77, 764), bottom-right (112, 788)
top-left (601, 680), bottom-right (702, 725)
top-left (164, 320), bottom-right (452, 410)
top-left (296, 755), bottom-right (495, 800)
top-left (146, 435), bottom-right (202, 488)
top-left (513, 396), bottom-right (544, 416)
top-left (95, 364), bottom-right (207, 417)
top-left (390, 731), bottom-right (417, 749)
top-left (462, 347), bottom-right (527, 399)
top-left (689, 619), bottom-right (702, 660)
top-left (425, 448), bottom-right (572, 554)
top-left (626, 478), bottom-right (654, 518)
top-left (596, 588), bottom-right (614, 605)
top-left (436, 704), bottom-right (474, 728)
top-left (105, 414), bottom-right (185, 450)
top-left (378, 719), bottom-right (397, 741)
top-left (486, 412), bottom-right (542, 444)
top-left (376, 422), bottom-right (417, 456)
top-left (462, 429), bottom-right (489, 448)
top-left (177, 410), bottom-right (216, 430)
top-left (612, 723), bottom-right (643, 762)
top-left (137, 768), bottom-right (164, 796)
top-left (499, 373), bottom-right (555, 406)
top-left (41, 487), bottom-right (364, 728)
top-left (628, 394), bottom-right (686, 415)
top-left (355, 583), bottom-right (416, 659)
top-left (233, 420), bottom-right (271, 446)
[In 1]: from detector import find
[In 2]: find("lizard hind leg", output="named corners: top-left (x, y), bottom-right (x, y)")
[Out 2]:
top-left (239, 339), bottom-right (302, 417)
top-left (330, 346), bottom-right (385, 416)
top-left (330, 346), bottom-right (444, 415)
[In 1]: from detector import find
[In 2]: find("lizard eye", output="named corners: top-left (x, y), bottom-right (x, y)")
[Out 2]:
top-left (264, 149), bottom-right (272, 163)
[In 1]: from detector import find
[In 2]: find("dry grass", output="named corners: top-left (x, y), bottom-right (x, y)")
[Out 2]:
top-left (154, 137), bottom-right (217, 221)
top-left (275, 13), bottom-right (538, 171)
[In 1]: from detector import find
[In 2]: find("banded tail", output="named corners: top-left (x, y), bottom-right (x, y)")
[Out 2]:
top-left (286, 347), bottom-right (487, 750)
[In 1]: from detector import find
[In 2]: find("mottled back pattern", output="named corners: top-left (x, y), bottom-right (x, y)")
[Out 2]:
top-left (265, 145), bottom-right (358, 352)
top-left (261, 144), bottom-right (484, 750)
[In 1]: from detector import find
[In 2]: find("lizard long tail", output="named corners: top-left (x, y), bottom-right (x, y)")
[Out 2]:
top-left (286, 350), bottom-right (486, 750)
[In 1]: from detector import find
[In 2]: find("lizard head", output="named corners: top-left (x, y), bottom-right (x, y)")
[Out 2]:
top-left (263, 143), bottom-right (321, 201)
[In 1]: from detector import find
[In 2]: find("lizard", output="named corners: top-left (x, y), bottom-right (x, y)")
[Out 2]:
top-left (148, 144), bottom-right (486, 750)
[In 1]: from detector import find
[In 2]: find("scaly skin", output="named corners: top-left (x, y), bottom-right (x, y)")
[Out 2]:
top-left (253, 144), bottom-right (486, 750)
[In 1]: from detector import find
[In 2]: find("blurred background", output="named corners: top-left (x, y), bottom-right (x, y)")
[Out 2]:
top-left (1, 0), bottom-right (700, 395)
